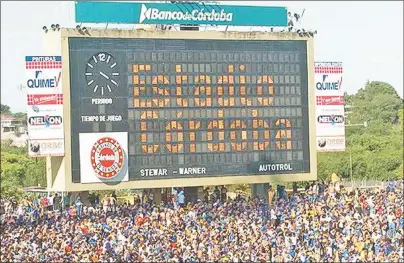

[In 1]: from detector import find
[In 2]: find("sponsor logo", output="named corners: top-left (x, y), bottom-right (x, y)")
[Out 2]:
top-left (29, 56), bottom-right (60, 62)
top-left (27, 70), bottom-right (61, 88)
top-left (29, 140), bottom-right (64, 153)
top-left (316, 75), bottom-right (342, 91)
top-left (139, 4), bottom-right (233, 24)
top-left (30, 105), bottom-right (57, 113)
top-left (316, 96), bottom-right (344, 106)
top-left (317, 115), bottom-right (344, 125)
top-left (90, 137), bottom-right (124, 179)
top-left (28, 115), bottom-right (63, 127)
top-left (318, 137), bottom-right (345, 148)
top-left (27, 94), bottom-right (63, 105)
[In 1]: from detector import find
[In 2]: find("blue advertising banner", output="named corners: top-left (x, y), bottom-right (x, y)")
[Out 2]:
top-left (75, 1), bottom-right (287, 27)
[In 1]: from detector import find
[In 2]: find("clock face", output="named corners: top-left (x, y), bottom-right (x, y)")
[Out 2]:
top-left (85, 52), bottom-right (120, 96)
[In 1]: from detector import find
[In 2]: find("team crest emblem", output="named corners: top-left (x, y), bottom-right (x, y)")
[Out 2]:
top-left (90, 137), bottom-right (124, 179)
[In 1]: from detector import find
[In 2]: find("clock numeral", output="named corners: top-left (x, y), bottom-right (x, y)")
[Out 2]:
top-left (110, 62), bottom-right (117, 68)
top-left (93, 56), bottom-right (98, 63)
top-left (112, 73), bottom-right (120, 76)
top-left (88, 80), bottom-right (94, 86)
top-left (107, 85), bottom-right (112, 93)
top-left (93, 85), bottom-right (99, 93)
top-left (106, 55), bottom-right (111, 63)
top-left (98, 53), bottom-right (106, 62)
top-left (87, 63), bottom-right (93, 68)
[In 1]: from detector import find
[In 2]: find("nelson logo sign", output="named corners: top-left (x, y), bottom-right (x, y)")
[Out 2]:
top-left (317, 115), bottom-right (344, 125)
top-left (28, 115), bottom-right (63, 127)
top-left (75, 2), bottom-right (287, 26)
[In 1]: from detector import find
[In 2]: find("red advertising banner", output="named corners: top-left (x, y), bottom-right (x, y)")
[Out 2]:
top-left (316, 96), bottom-right (344, 106)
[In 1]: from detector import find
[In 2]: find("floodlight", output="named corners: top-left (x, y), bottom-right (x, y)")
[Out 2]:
top-left (51, 24), bottom-right (56, 31)
top-left (42, 26), bottom-right (48, 33)
top-left (76, 25), bottom-right (81, 30)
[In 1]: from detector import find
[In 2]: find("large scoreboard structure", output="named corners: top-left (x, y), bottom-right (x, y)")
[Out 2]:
top-left (55, 29), bottom-right (316, 191)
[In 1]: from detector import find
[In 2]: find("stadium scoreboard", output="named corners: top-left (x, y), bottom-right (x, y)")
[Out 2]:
top-left (66, 31), bottom-right (314, 185)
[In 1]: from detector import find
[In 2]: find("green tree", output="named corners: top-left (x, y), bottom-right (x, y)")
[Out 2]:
top-left (0, 104), bottom-right (11, 114)
top-left (319, 81), bottom-right (403, 181)
top-left (1, 141), bottom-right (46, 198)
top-left (348, 81), bottom-right (403, 124)
top-left (13, 112), bottom-right (27, 123)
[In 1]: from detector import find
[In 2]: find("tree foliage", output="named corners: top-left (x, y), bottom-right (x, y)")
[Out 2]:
top-left (0, 104), bottom-right (11, 115)
top-left (318, 81), bottom-right (403, 181)
top-left (1, 140), bottom-right (46, 198)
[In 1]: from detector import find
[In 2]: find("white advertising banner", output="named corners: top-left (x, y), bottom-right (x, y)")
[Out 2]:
top-left (27, 105), bottom-right (64, 140)
top-left (28, 139), bottom-right (65, 157)
top-left (25, 56), bottom-right (65, 156)
top-left (315, 62), bottom-right (345, 152)
top-left (317, 136), bottom-right (346, 152)
top-left (79, 132), bottom-right (129, 183)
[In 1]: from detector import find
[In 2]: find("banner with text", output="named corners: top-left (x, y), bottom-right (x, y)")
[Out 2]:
top-left (75, 1), bottom-right (287, 26)
top-left (25, 56), bottom-right (65, 156)
top-left (315, 62), bottom-right (345, 152)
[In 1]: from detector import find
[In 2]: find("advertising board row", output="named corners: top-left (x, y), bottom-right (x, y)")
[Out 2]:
top-left (25, 56), bottom-right (65, 157)
top-left (314, 62), bottom-right (345, 152)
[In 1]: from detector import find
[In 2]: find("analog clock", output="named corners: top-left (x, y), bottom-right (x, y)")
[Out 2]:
top-left (85, 52), bottom-right (120, 96)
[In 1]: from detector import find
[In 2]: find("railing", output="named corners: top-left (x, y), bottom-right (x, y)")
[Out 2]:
top-left (340, 179), bottom-right (386, 189)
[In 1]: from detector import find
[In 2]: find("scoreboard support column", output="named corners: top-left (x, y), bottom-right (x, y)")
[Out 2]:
top-left (251, 183), bottom-right (270, 201)
top-left (184, 187), bottom-right (203, 203)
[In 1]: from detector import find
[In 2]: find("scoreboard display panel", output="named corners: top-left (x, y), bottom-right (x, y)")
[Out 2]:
top-left (69, 37), bottom-right (310, 183)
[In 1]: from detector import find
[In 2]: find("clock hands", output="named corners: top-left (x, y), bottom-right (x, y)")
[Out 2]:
top-left (99, 71), bottom-right (110, 80)
top-left (85, 53), bottom-right (119, 96)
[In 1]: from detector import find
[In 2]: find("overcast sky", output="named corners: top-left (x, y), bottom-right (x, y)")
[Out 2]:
top-left (1, 1), bottom-right (403, 112)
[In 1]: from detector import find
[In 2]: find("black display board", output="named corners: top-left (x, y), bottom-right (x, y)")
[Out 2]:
top-left (69, 37), bottom-right (310, 182)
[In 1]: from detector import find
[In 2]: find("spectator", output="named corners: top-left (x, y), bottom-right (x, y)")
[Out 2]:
top-left (0, 181), bottom-right (403, 263)
top-left (75, 196), bottom-right (83, 217)
top-left (177, 189), bottom-right (185, 208)
top-left (267, 184), bottom-right (275, 206)
top-left (213, 186), bottom-right (220, 201)
top-left (220, 185), bottom-right (227, 202)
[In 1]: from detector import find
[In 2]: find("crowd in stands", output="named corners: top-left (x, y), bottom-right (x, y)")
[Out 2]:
top-left (1, 181), bottom-right (403, 262)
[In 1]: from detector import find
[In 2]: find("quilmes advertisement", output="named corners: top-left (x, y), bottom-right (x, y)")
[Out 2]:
top-left (79, 132), bottom-right (129, 184)
top-left (25, 56), bottom-right (65, 157)
top-left (75, 1), bottom-right (287, 26)
top-left (314, 62), bottom-right (345, 152)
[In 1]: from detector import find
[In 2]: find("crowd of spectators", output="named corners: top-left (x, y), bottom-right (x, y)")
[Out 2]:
top-left (1, 181), bottom-right (403, 262)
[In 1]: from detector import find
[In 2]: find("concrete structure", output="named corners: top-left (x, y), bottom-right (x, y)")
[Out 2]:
top-left (44, 29), bottom-right (316, 199)
top-left (1, 115), bottom-right (28, 147)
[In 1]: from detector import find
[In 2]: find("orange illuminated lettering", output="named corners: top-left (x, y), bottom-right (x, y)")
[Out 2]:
top-left (230, 120), bottom-right (247, 151)
top-left (140, 111), bottom-right (160, 153)
top-left (275, 118), bottom-right (292, 149)
top-left (165, 121), bottom-right (183, 153)
top-left (207, 120), bottom-right (225, 152)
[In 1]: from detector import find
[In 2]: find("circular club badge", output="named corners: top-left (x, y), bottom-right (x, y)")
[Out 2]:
top-left (90, 137), bottom-right (124, 179)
